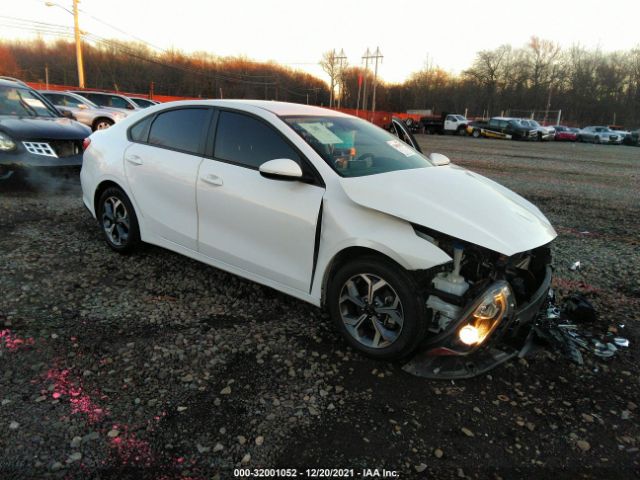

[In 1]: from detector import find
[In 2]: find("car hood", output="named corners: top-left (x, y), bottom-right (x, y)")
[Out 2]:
top-left (0, 115), bottom-right (91, 140)
top-left (339, 165), bottom-right (557, 256)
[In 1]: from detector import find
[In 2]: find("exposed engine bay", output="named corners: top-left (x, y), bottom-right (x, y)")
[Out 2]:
top-left (405, 225), bottom-right (553, 378)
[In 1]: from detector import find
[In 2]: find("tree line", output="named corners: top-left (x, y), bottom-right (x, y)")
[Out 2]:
top-left (2, 37), bottom-right (639, 126)
top-left (335, 38), bottom-right (640, 127)
top-left (0, 38), bottom-right (330, 105)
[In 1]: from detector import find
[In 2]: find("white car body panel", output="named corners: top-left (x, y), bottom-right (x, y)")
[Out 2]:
top-left (197, 157), bottom-right (324, 292)
top-left (81, 99), bottom-right (556, 308)
top-left (123, 142), bottom-right (201, 250)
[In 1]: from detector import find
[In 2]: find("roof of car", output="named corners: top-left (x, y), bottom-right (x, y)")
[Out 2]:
top-left (214, 100), bottom-right (347, 117)
top-left (145, 99), bottom-right (347, 117)
top-left (0, 77), bottom-right (31, 88)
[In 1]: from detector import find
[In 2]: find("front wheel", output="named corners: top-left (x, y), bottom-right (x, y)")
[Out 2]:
top-left (327, 256), bottom-right (426, 360)
top-left (471, 129), bottom-right (481, 138)
top-left (97, 186), bottom-right (141, 253)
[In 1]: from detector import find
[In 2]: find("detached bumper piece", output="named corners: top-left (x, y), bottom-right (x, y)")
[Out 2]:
top-left (403, 266), bottom-right (552, 379)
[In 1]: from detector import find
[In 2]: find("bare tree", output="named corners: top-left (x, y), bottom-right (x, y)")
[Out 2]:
top-left (319, 49), bottom-right (339, 107)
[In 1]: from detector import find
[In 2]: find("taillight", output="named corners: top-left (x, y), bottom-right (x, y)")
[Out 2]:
top-left (82, 138), bottom-right (91, 151)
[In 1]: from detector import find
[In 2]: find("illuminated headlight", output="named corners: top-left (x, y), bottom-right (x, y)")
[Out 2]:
top-left (0, 131), bottom-right (16, 151)
top-left (457, 281), bottom-right (514, 346)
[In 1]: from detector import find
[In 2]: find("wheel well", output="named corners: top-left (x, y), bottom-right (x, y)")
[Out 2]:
top-left (93, 180), bottom-right (122, 216)
top-left (320, 246), bottom-right (404, 308)
top-left (92, 117), bottom-right (113, 129)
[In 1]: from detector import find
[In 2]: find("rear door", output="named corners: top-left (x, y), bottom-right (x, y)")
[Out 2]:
top-left (124, 107), bottom-right (212, 250)
top-left (197, 110), bottom-right (325, 293)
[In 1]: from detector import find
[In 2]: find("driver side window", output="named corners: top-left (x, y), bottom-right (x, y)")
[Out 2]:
top-left (214, 111), bottom-right (301, 169)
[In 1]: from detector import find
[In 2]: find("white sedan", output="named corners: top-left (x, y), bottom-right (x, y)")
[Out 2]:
top-left (81, 101), bottom-right (557, 378)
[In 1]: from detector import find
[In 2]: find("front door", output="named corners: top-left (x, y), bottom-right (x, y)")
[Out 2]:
top-left (197, 110), bottom-right (324, 293)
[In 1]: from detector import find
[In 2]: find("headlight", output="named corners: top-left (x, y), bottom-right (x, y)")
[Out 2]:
top-left (456, 281), bottom-right (514, 347)
top-left (0, 131), bottom-right (16, 151)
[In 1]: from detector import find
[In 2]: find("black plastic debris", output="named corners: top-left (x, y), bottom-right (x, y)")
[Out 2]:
top-left (563, 294), bottom-right (597, 324)
top-left (535, 289), bottom-right (629, 365)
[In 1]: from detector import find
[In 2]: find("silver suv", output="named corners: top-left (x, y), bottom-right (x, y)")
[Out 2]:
top-left (39, 91), bottom-right (128, 131)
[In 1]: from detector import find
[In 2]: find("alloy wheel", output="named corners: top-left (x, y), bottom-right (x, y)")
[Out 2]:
top-left (338, 273), bottom-right (404, 349)
top-left (102, 196), bottom-right (130, 246)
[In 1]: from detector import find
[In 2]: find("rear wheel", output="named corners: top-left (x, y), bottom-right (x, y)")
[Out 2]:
top-left (97, 186), bottom-right (140, 253)
top-left (472, 129), bottom-right (481, 138)
top-left (327, 256), bottom-right (426, 360)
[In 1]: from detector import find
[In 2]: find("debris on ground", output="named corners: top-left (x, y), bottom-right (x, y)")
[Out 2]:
top-left (535, 290), bottom-right (629, 365)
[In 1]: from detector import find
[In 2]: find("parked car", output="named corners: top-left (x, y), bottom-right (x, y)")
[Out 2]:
top-left (70, 91), bottom-right (140, 113)
top-left (129, 97), bottom-right (159, 109)
top-left (0, 77), bottom-right (91, 180)
top-left (466, 117), bottom-right (537, 140)
top-left (518, 119), bottom-right (555, 141)
top-left (552, 125), bottom-right (578, 142)
top-left (40, 90), bottom-right (129, 131)
top-left (630, 129), bottom-right (640, 146)
top-left (81, 100), bottom-right (557, 378)
top-left (577, 126), bottom-right (623, 144)
top-left (419, 113), bottom-right (469, 135)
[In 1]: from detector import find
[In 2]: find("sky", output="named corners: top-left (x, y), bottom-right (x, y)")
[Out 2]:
top-left (2, 0), bottom-right (640, 84)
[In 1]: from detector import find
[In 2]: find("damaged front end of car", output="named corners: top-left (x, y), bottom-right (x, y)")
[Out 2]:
top-left (404, 225), bottom-right (553, 379)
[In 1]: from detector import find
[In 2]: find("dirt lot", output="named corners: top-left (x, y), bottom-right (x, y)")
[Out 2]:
top-left (1, 137), bottom-right (639, 479)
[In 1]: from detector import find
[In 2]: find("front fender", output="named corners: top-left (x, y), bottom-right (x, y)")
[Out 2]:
top-left (310, 197), bottom-right (452, 302)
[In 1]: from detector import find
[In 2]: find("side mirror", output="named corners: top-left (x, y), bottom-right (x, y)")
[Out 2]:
top-left (58, 108), bottom-right (76, 120)
top-left (428, 153), bottom-right (451, 166)
top-left (259, 158), bottom-right (303, 180)
top-left (77, 103), bottom-right (88, 110)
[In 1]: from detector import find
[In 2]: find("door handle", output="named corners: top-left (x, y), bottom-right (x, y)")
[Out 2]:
top-left (125, 154), bottom-right (143, 166)
top-left (201, 173), bottom-right (223, 186)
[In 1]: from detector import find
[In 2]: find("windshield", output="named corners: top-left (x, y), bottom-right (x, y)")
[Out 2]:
top-left (0, 85), bottom-right (57, 117)
top-left (283, 115), bottom-right (433, 177)
top-left (455, 115), bottom-right (466, 121)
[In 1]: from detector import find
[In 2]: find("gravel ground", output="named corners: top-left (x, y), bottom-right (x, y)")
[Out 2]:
top-left (0, 137), bottom-right (639, 479)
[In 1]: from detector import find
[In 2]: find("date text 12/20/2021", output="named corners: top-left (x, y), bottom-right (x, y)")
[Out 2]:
top-left (233, 468), bottom-right (400, 478)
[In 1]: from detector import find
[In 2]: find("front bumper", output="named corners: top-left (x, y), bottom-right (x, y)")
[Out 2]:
top-left (0, 151), bottom-right (83, 168)
top-left (403, 265), bottom-right (552, 379)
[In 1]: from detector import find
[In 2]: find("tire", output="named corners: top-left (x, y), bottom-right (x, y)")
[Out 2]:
top-left (93, 118), bottom-right (114, 131)
top-left (458, 126), bottom-right (467, 136)
top-left (327, 256), bottom-right (427, 360)
top-left (576, 135), bottom-right (582, 142)
top-left (97, 186), bottom-right (141, 254)
top-left (537, 133), bottom-right (543, 142)
top-left (595, 136), bottom-right (601, 144)
top-left (471, 129), bottom-right (481, 138)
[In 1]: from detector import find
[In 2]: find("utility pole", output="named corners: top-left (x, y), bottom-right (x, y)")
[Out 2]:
top-left (356, 70), bottom-right (362, 115)
top-left (45, 64), bottom-right (49, 89)
top-left (45, 1), bottom-right (85, 87)
top-left (370, 47), bottom-right (383, 116)
top-left (361, 48), bottom-right (371, 114)
top-left (335, 48), bottom-right (347, 109)
top-left (72, 0), bottom-right (85, 88)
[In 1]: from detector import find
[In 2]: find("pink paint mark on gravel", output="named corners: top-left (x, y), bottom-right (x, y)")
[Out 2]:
top-left (0, 329), bottom-right (35, 351)
top-left (45, 369), bottom-right (107, 423)
top-left (108, 425), bottom-right (154, 467)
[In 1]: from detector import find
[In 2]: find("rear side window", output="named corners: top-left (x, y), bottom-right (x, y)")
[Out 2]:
top-left (148, 108), bottom-right (209, 154)
top-left (214, 111), bottom-right (300, 168)
top-left (129, 116), bottom-right (153, 142)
